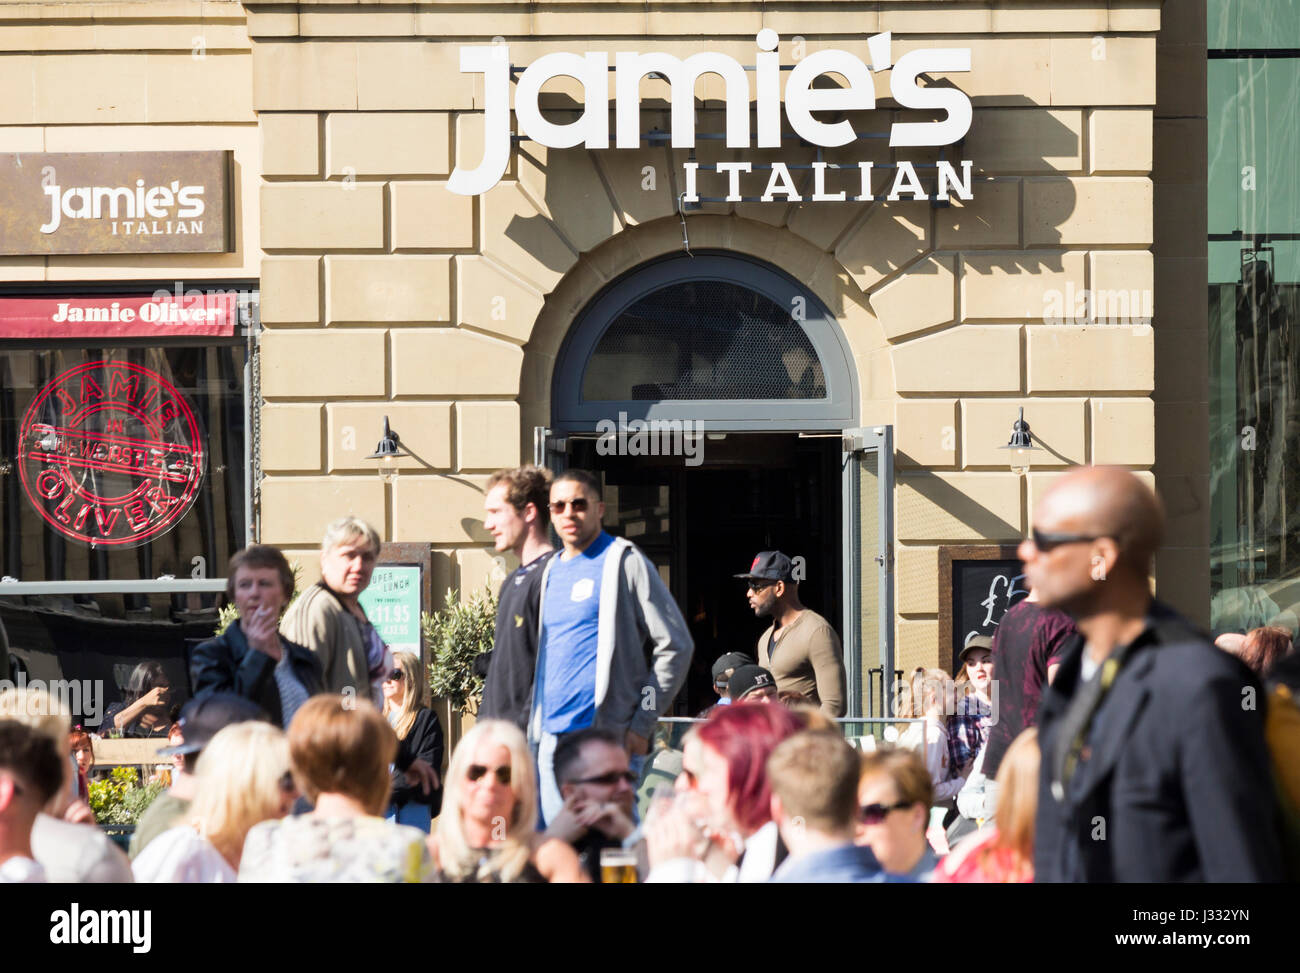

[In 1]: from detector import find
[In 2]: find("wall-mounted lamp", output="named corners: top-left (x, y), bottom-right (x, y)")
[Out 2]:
top-left (999, 407), bottom-right (1038, 476)
top-left (365, 415), bottom-right (409, 484)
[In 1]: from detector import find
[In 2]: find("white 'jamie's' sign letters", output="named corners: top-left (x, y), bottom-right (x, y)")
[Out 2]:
top-left (449, 29), bottom-right (975, 202)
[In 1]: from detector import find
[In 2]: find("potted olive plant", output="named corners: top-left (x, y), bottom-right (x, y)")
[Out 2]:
top-left (423, 587), bottom-right (498, 757)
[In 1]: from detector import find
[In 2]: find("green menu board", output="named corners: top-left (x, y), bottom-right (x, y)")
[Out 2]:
top-left (358, 564), bottom-right (422, 658)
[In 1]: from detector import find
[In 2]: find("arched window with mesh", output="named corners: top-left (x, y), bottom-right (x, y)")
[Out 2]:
top-left (581, 279), bottom-right (828, 401)
top-left (552, 252), bottom-right (857, 432)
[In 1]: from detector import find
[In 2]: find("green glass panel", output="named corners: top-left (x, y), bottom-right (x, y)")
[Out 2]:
top-left (1207, 3), bottom-right (1300, 634)
top-left (1210, 241), bottom-right (1241, 285)
top-left (1237, 60), bottom-right (1300, 237)
top-left (1207, 59), bottom-right (1239, 237)
top-left (1209, 0), bottom-right (1300, 49)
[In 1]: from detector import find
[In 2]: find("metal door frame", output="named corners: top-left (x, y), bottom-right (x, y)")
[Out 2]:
top-left (841, 425), bottom-right (895, 720)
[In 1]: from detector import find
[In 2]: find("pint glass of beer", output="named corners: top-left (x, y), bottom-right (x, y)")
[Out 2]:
top-left (599, 847), bottom-right (638, 884)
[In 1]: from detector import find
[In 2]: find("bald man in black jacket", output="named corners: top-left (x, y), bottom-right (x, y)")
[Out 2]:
top-left (1022, 467), bottom-right (1282, 882)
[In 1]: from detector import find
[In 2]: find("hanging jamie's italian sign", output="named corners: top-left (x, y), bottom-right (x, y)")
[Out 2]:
top-left (0, 151), bottom-right (232, 254)
top-left (0, 292), bottom-right (238, 339)
top-left (448, 30), bottom-right (975, 202)
top-left (19, 361), bottom-right (206, 548)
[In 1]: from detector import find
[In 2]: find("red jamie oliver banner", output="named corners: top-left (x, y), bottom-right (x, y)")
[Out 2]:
top-left (0, 292), bottom-right (238, 339)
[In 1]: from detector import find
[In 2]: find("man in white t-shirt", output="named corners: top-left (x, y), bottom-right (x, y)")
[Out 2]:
top-left (0, 720), bottom-right (65, 883)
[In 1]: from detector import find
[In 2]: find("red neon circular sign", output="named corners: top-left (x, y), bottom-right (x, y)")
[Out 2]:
top-left (18, 360), bottom-right (206, 548)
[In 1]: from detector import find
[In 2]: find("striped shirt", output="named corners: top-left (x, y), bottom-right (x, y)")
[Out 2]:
top-left (274, 648), bottom-right (311, 727)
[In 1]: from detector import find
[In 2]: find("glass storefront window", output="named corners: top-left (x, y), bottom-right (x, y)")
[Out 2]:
top-left (0, 338), bottom-right (249, 730)
top-left (1208, 1), bottom-right (1300, 634)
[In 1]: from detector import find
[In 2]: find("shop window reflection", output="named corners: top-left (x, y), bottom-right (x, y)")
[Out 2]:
top-left (1210, 250), bottom-right (1300, 635)
top-left (0, 343), bottom-right (245, 730)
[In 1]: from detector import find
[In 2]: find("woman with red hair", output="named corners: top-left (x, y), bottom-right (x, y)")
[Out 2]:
top-left (1227, 626), bottom-right (1293, 678)
top-left (68, 727), bottom-right (93, 802)
top-left (646, 702), bottom-right (803, 882)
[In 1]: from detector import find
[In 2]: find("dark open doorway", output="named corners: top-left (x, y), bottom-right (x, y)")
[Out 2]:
top-left (569, 432), bottom-right (842, 715)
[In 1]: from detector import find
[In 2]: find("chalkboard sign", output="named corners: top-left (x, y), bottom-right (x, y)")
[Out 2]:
top-left (938, 545), bottom-right (1029, 674)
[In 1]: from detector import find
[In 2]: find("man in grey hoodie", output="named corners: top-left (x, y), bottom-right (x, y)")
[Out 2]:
top-left (529, 469), bottom-right (693, 824)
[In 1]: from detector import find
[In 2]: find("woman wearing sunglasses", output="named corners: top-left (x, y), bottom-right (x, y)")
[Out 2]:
top-left (429, 720), bottom-right (585, 883)
top-left (854, 747), bottom-right (939, 881)
top-left (382, 651), bottom-right (443, 834)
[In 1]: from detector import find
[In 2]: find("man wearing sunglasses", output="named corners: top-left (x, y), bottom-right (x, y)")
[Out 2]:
top-left (544, 727), bottom-right (644, 882)
top-left (529, 469), bottom-right (693, 825)
top-left (1027, 466), bottom-right (1282, 882)
top-left (737, 551), bottom-right (846, 718)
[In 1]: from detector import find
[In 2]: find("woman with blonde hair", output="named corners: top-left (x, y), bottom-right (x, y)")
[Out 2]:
top-left (937, 727), bottom-right (1040, 883)
top-left (279, 517), bottom-right (389, 705)
top-left (382, 650), bottom-right (443, 833)
top-left (239, 695), bottom-right (435, 882)
top-left (896, 668), bottom-right (965, 804)
top-left (133, 720), bottom-right (293, 882)
top-left (430, 719), bottom-right (584, 883)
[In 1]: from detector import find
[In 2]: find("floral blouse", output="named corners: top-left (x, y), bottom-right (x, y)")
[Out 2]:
top-left (238, 815), bottom-right (435, 883)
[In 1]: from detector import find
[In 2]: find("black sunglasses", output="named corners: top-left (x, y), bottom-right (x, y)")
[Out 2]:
top-left (746, 580), bottom-right (777, 592)
top-left (467, 763), bottom-right (512, 786)
top-left (384, 669), bottom-right (404, 682)
top-left (571, 769), bottom-right (638, 787)
top-left (549, 497), bottom-right (589, 515)
top-left (859, 800), bottom-right (915, 825)
top-left (1030, 527), bottom-right (1107, 553)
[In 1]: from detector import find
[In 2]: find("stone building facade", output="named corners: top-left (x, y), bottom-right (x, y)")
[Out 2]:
top-left (0, 0), bottom-right (1209, 718)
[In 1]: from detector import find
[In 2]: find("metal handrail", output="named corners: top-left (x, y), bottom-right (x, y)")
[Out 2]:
top-left (0, 579), bottom-right (227, 595)
top-left (656, 715), bottom-right (930, 750)
top-left (657, 716), bottom-right (924, 725)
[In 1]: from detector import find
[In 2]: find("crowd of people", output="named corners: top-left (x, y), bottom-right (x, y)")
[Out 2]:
top-left (1, 464), bottom-right (1298, 883)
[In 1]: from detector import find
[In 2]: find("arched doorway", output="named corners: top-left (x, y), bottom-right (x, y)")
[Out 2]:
top-left (542, 252), bottom-right (893, 718)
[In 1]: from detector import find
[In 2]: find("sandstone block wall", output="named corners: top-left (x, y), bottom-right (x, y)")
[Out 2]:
top-left (0, 0), bottom-right (1191, 655)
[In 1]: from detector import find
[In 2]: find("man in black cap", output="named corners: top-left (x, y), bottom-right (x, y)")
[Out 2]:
top-left (727, 665), bottom-right (779, 703)
top-left (128, 692), bottom-right (268, 860)
top-left (704, 651), bottom-right (755, 714)
top-left (737, 551), bottom-right (846, 717)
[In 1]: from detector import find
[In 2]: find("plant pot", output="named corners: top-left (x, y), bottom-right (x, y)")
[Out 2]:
top-left (101, 825), bottom-right (135, 854)
top-left (431, 696), bottom-right (480, 775)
